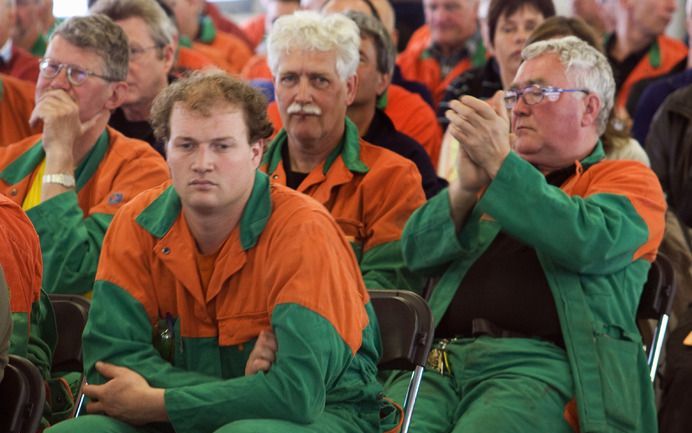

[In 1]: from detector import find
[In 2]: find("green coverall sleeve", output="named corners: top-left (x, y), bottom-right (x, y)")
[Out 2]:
top-left (27, 191), bottom-right (112, 295)
top-left (401, 189), bottom-right (465, 276)
top-left (164, 303), bottom-right (357, 433)
top-left (476, 152), bottom-right (666, 274)
top-left (83, 280), bottom-right (219, 388)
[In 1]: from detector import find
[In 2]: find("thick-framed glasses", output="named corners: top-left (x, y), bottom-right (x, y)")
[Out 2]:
top-left (504, 84), bottom-right (590, 109)
top-left (38, 58), bottom-right (118, 87)
top-left (129, 45), bottom-right (161, 60)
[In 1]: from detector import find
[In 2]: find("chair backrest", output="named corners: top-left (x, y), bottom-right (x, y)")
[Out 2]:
top-left (370, 290), bottom-right (434, 370)
top-left (48, 294), bottom-right (90, 374)
top-left (637, 253), bottom-right (677, 382)
top-left (370, 290), bottom-right (434, 433)
top-left (0, 355), bottom-right (45, 433)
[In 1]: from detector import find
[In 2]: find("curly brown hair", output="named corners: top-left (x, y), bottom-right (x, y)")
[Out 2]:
top-left (151, 71), bottom-right (274, 145)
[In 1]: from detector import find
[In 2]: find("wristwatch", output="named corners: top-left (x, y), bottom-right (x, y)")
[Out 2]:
top-left (43, 173), bottom-right (76, 188)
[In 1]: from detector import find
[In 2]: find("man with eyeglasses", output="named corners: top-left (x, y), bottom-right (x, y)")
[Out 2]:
top-left (0, 14), bottom-right (169, 297)
top-left (90, 0), bottom-right (176, 156)
top-left (387, 36), bottom-right (665, 433)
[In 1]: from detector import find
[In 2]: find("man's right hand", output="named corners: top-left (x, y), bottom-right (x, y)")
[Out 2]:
top-left (244, 330), bottom-right (278, 376)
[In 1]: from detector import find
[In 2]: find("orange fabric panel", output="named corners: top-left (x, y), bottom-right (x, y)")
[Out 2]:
top-left (98, 182), bottom-right (371, 353)
top-left (386, 84), bottom-right (442, 168)
top-left (240, 14), bottom-right (266, 51)
top-left (562, 160), bottom-right (666, 263)
top-left (192, 31), bottom-right (253, 75)
top-left (0, 74), bottom-right (39, 147)
top-left (175, 47), bottom-right (216, 73)
top-left (615, 35), bottom-right (687, 113)
top-left (241, 54), bottom-right (272, 80)
top-left (404, 24), bottom-right (430, 53)
top-left (0, 127), bottom-right (170, 219)
top-left (0, 194), bottom-right (42, 314)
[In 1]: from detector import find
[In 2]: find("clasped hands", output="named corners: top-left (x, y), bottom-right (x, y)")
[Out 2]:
top-left (445, 91), bottom-right (513, 193)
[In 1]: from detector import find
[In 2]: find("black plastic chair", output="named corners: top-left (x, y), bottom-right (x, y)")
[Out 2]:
top-left (0, 355), bottom-right (45, 433)
top-left (370, 290), bottom-right (434, 433)
top-left (48, 294), bottom-right (90, 374)
top-left (637, 253), bottom-right (677, 383)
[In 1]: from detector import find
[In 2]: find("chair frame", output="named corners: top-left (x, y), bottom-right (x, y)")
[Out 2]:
top-left (370, 290), bottom-right (434, 433)
top-left (637, 253), bottom-right (677, 383)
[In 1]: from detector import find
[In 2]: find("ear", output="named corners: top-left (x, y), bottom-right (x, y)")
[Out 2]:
top-left (344, 74), bottom-right (358, 105)
top-left (104, 81), bottom-right (129, 111)
top-left (250, 139), bottom-right (264, 167)
top-left (375, 70), bottom-right (391, 96)
top-left (162, 44), bottom-right (176, 73)
top-left (580, 93), bottom-right (602, 129)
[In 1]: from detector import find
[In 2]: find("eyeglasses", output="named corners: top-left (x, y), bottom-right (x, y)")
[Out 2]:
top-left (504, 84), bottom-right (590, 109)
top-left (129, 45), bottom-right (162, 60)
top-left (38, 58), bottom-right (119, 87)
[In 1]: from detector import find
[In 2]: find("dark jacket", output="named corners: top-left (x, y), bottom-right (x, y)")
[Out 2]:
top-left (646, 84), bottom-right (692, 226)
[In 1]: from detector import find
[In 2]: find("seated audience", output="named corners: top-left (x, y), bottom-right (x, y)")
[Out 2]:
top-left (91, 0), bottom-right (176, 155)
top-left (203, 0), bottom-right (254, 49)
top-left (0, 15), bottom-right (170, 295)
top-left (263, 11), bottom-right (425, 291)
top-left (46, 70), bottom-right (398, 433)
top-left (389, 36), bottom-right (665, 433)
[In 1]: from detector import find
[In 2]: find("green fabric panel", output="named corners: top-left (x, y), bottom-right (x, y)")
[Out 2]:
top-left (26, 290), bottom-right (56, 379)
top-left (478, 151), bottom-right (650, 274)
top-left (136, 185), bottom-right (181, 239)
top-left (165, 303), bottom-right (381, 433)
top-left (198, 15), bottom-right (217, 44)
top-left (361, 240), bottom-right (424, 293)
top-left (74, 130), bottom-right (109, 191)
top-left (28, 194), bottom-right (112, 294)
top-left (10, 311), bottom-right (29, 357)
top-left (30, 34), bottom-right (48, 57)
top-left (0, 140), bottom-right (44, 184)
top-left (84, 281), bottom-right (220, 388)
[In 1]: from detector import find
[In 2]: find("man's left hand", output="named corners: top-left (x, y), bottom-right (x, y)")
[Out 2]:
top-left (446, 91), bottom-right (511, 178)
top-left (84, 361), bottom-right (168, 425)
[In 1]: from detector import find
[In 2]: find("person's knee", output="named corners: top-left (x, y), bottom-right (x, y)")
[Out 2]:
top-left (45, 414), bottom-right (139, 433)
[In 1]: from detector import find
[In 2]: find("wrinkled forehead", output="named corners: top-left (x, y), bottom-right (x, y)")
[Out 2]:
top-left (511, 53), bottom-right (568, 89)
top-left (276, 49), bottom-right (340, 75)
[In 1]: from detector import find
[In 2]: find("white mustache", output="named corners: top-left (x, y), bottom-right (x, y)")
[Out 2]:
top-left (287, 103), bottom-right (322, 115)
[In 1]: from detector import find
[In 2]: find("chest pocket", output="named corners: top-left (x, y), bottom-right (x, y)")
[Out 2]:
top-left (216, 310), bottom-right (269, 347)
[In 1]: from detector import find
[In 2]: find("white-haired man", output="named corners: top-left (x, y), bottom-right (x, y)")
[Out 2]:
top-left (262, 11), bottom-right (426, 292)
top-left (390, 36), bottom-right (665, 433)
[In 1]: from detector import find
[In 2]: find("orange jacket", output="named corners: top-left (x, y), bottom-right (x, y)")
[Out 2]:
top-left (0, 74), bottom-right (38, 147)
top-left (175, 46), bottom-right (216, 73)
top-left (261, 119), bottom-right (425, 291)
top-left (615, 35), bottom-right (688, 113)
top-left (0, 127), bottom-right (170, 294)
top-left (0, 193), bottom-right (41, 315)
top-left (404, 24), bottom-right (430, 53)
top-left (240, 54), bottom-right (272, 80)
top-left (186, 16), bottom-right (253, 75)
top-left (240, 14), bottom-right (266, 51)
top-left (385, 84), bottom-right (442, 168)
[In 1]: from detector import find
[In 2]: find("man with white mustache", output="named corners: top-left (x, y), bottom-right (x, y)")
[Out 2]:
top-left (261, 11), bottom-right (426, 292)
